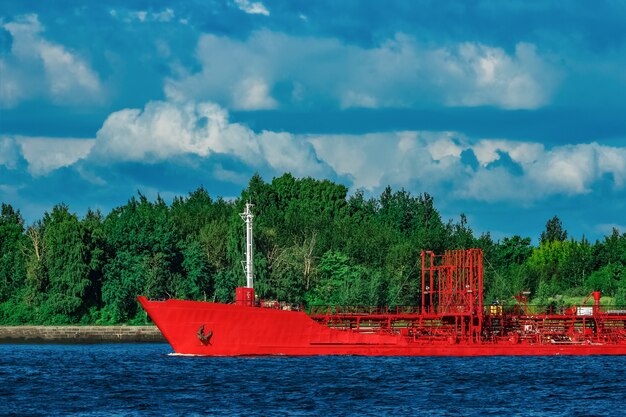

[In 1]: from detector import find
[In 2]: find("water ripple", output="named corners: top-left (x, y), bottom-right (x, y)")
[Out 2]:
top-left (0, 344), bottom-right (624, 416)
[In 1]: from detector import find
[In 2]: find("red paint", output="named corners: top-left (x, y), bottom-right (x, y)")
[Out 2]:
top-left (138, 249), bottom-right (626, 356)
top-left (235, 287), bottom-right (255, 307)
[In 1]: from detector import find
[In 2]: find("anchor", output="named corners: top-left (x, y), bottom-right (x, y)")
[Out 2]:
top-left (197, 324), bottom-right (213, 345)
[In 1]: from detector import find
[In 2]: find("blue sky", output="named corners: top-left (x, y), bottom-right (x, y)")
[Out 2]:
top-left (1, 0), bottom-right (625, 242)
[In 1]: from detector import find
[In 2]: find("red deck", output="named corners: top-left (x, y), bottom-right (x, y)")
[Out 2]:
top-left (138, 249), bottom-right (626, 356)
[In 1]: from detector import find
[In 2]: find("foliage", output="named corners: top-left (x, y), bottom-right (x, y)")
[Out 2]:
top-left (0, 204), bottom-right (26, 303)
top-left (540, 215), bottom-right (568, 243)
top-left (0, 173), bottom-right (625, 323)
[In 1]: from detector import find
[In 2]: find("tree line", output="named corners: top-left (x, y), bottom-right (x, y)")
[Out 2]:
top-left (1, 173), bottom-right (625, 324)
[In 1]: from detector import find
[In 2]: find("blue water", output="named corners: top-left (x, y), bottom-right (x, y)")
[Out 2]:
top-left (0, 344), bottom-right (624, 416)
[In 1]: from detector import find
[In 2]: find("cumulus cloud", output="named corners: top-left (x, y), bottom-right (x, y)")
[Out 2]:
top-left (528, 144), bottom-right (626, 195)
top-left (165, 31), bottom-right (559, 111)
top-left (0, 14), bottom-right (102, 108)
top-left (434, 42), bottom-right (559, 109)
top-left (234, 0), bottom-right (270, 16)
top-left (309, 132), bottom-right (466, 190)
top-left (90, 100), bottom-right (327, 178)
top-left (12, 136), bottom-right (94, 176)
top-left (461, 141), bottom-right (626, 202)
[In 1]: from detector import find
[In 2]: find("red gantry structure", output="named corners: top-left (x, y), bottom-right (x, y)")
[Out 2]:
top-left (139, 204), bottom-right (626, 356)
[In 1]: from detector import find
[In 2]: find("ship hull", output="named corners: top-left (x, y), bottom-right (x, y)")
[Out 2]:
top-left (138, 297), bottom-right (626, 356)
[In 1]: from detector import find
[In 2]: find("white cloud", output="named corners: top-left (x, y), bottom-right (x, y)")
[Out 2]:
top-left (0, 14), bottom-right (102, 108)
top-left (110, 8), bottom-right (176, 23)
top-left (461, 141), bottom-right (626, 201)
top-left (533, 146), bottom-right (595, 194)
top-left (0, 59), bottom-right (26, 107)
top-left (13, 136), bottom-right (94, 176)
top-left (472, 140), bottom-right (543, 166)
top-left (309, 131), bottom-right (466, 190)
top-left (596, 145), bottom-right (626, 187)
top-left (91, 101), bottom-right (254, 162)
top-left (436, 42), bottom-right (558, 109)
top-left (90, 100), bottom-right (327, 178)
top-left (427, 136), bottom-right (465, 161)
top-left (232, 78), bottom-right (277, 110)
top-left (311, 132), bottom-right (626, 202)
top-left (135, 11), bottom-right (148, 22)
top-left (234, 0), bottom-right (270, 16)
top-left (165, 31), bottom-right (560, 111)
top-left (39, 43), bottom-right (101, 99)
top-left (526, 143), bottom-right (626, 196)
top-left (0, 136), bottom-right (20, 169)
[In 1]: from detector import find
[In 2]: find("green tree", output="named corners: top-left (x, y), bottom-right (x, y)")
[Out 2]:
top-left (80, 209), bottom-right (106, 322)
top-left (100, 194), bottom-right (180, 323)
top-left (265, 233), bottom-right (318, 303)
top-left (410, 193), bottom-right (447, 254)
top-left (180, 237), bottom-right (213, 300)
top-left (593, 228), bottom-right (626, 269)
top-left (378, 187), bottom-right (417, 236)
top-left (483, 235), bottom-right (533, 302)
top-left (0, 204), bottom-right (26, 303)
top-left (39, 205), bottom-right (90, 322)
top-left (496, 235), bottom-right (533, 265)
top-left (385, 241), bottom-right (421, 306)
top-left (448, 213), bottom-right (475, 249)
top-left (100, 251), bottom-right (143, 323)
top-left (585, 263), bottom-right (625, 296)
top-left (23, 220), bottom-right (47, 309)
top-left (540, 215), bottom-right (568, 243)
top-left (309, 250), bottom-right (357, 305)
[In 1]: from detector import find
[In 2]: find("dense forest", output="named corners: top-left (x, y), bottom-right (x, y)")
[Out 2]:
top-left (1, 173), bottom-right (625, 325)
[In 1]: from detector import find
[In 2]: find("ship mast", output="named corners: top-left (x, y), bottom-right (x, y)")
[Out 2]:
top-left (240, 202), bottom-right (254, 289)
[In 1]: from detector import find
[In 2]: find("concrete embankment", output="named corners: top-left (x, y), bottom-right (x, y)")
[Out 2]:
top-left (0, 326), bottom-right (166, 344)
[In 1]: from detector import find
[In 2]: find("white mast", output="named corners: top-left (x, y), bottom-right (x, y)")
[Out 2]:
top-left (240, 202), bottom-right (254, 289)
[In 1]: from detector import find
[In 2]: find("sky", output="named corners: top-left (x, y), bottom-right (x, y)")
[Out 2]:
top-left (1, 0), bottom-right (625, 242)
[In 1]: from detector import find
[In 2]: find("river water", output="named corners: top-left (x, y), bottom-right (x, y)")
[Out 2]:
top-left (0, 343), bottom-right (624, 416)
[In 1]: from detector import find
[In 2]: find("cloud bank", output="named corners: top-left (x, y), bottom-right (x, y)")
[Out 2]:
top-left (165, 31), bottom-right (559, 110)
top-left (3, 99), bottom-right (625, 206)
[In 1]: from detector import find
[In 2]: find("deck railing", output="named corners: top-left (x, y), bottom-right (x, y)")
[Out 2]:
top-left (308, 304), bottom-right (626, 317)
top-left (309, 305), bottom-right (423, 316)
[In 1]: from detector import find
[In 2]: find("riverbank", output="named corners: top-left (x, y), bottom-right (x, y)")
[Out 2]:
top-left (0, 326), bottom-right (165, 344)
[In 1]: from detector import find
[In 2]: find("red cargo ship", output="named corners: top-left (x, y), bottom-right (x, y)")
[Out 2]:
top-left (138, 204), bottom-right (626, 356)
